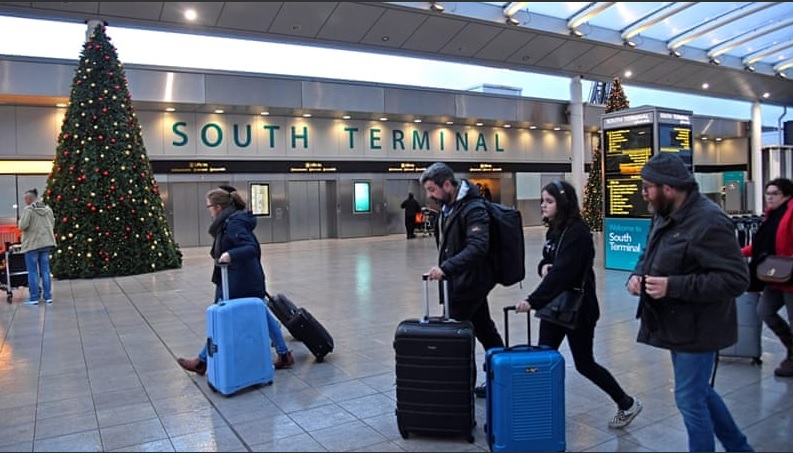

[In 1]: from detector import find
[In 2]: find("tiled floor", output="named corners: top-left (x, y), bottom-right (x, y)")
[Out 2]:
top-left (1, 227), bottom-right (791, 452)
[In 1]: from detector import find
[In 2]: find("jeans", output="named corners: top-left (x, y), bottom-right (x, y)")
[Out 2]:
top-left (670, 351), bottom-right (753, 452)
top-left (24, 247), bottom-right (52, 301)
top-left (198, 306), bottom-right (288, 363)
top-left (756, 288), bottom-right (793, 335)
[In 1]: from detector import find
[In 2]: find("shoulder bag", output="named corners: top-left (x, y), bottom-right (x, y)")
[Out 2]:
top-left (756, 255), bottom-right (793, 284)
top-left (534, 228), bottom-right (587, 330)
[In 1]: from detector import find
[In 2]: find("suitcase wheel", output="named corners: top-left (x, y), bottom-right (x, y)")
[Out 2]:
top-left (316, 356), bottom-right (324, 363)
top-left (399, 429), bottom-right (409, 439)
top-left (467, 434), bottom-right (475, 444)
top-left (208, 382), bottom-right (217, 393)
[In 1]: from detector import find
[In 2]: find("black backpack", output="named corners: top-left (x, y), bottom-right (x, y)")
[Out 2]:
top-left (485, 201), bottom-right (525, 286)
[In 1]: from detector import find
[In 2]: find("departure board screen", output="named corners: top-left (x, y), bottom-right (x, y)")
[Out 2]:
top-left (658, 124), bottom-right (693, 170)
top-left (604, 125), bottom-right (653, 175)
top-left (605, 175), bottom-right (651, 218)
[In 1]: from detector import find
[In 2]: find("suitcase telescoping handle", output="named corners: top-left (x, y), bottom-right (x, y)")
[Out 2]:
top-left (502, 305), bottom-right (531, 348)
top-left (422, 273), bottom-right (450, 322)
top-left (216, 261), bottom-right (230, 303)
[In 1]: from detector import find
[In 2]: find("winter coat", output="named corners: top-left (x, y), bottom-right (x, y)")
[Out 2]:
top-left (527, 217), bottom-right (599, 328)
top-left (435, 179), bottom-right (495, 303)
top-left (209, 209), bottom-right (266, 302)
top-left (18, 201), bottom-right (56, 253)
top-left (632, 190), bottom-right (749, 353)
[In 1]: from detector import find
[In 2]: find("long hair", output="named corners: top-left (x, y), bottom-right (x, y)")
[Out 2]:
top-left (542, 180), bottom-right (581, 234)
top-left (206, 187), bottom-right (246, 210)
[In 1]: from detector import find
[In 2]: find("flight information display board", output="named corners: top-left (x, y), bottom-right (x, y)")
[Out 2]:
top-left (604, 125), bottom-right (653, 175)
top-left (658, 123), bottom-right (693, 170)
top-left (605, 174), bottom-right (651, 218)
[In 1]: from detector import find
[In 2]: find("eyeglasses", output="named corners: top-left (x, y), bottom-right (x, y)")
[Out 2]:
top-left (641, 183), bottom-right (659, 193)
top-left (765, 190), bottom-right (782, 197)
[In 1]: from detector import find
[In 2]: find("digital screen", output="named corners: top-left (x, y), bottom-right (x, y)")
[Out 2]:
top-left (353, 181), bottom-right (371, 213)
top-left (658, 124), bottom-right (693, 171)
top-left (605, 175), bottom-right (651, 218)
top-left (604, 125), bottom-right (653, 175)
top-left (249, 183), bottom-right (270, 216)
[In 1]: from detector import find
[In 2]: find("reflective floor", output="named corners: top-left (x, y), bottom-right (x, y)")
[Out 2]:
top-left (1, 227), bottom-right (791, 452)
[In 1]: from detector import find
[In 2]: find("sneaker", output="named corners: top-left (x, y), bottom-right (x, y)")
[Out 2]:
top-left (274, 351), bottom-right (294, 370)
top-left (609, 398), bottom-right (643, 429)
top-left (45, 299), bottom-right (53, 304)
top-left (23, 299), bottom-right (39, 306)
top-left (474, 383), bottom-right (487, 399)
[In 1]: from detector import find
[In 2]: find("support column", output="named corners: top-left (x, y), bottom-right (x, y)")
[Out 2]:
top-left (570, 76), bottom-right (585, 195)
top-left (751, 102), bottom-right (763, 214)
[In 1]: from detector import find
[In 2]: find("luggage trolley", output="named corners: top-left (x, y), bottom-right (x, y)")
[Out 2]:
top-left (416, 207), bottom-right (438, 237)
top-left (0, 225), bottom-right (27, 303)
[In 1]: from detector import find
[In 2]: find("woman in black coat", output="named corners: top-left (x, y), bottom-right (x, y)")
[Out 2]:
top-left (515, 180), bottom-right (642, 430)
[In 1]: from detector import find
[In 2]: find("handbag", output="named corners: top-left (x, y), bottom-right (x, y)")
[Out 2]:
top-left (756, 255), bottom-right (793, 284)
top-left (533, 228), bottom-right (587, 330)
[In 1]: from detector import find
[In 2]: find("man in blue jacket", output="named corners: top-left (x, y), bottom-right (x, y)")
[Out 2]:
top-left (626, 153), bottom-right (753, 452)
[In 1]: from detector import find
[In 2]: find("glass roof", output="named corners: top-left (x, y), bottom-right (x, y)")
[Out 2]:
top-left (485, 2), bottom-right (793, 69)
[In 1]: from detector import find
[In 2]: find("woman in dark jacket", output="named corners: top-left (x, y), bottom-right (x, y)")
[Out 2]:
top-left (177, 187), bottom-right (293, 375)
top-left (515, 180), bottom-right (642, 430)
top-left (740, 177), bottom-right (793, 376)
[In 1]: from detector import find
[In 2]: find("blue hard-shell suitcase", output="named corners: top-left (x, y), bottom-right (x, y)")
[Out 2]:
top-left (206, 264), bottom-right (274, 396)
top-left (484, 306), bottom-right (566, 452)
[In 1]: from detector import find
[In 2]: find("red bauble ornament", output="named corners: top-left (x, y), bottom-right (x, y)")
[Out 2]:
top-left (104, 56), bottom-right (110, 61)
top-left (98, 135), bottom-right (104, 141)
top-left (108, 71), bottom-right (114, 77)
top-left (62, 217), bottom-right (68, 223)
top-left (102, 108), bottom-right (107, 113)
top-left (103, 171), bottom-right (109, 176)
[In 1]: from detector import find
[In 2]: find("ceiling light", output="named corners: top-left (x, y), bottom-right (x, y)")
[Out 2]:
top-left (475, 122), bottom-right (484, 127)
top-left (165, 107), bottom-right (175, 112)
top-left (623, 40), bottom-right (636, 48)
top-left (55, 103), bottom-right (67, 108)
top-left (702, 83), bottom-right (709, 90)
top-left (669, 49), bottom-right (682, 58)
top-left (445, 121), bottom-right (454, 125)
top-left (506, 16), bottom-right (520, 26)
top-left (553, 126), bottom-right (561, 131)
top-left (624, 70), bottom-right (632, 78)
top-left (504, 124), bottom-right (512, 128)
top-left (569, 28), bottom-right (583, 38)
top-left (777, 72), bottom-right (788, 79)
top-left (302, 113), bottom-right (312, 118)
top-left (708, 58), bottom-right (721, 66)
top-left (342, 115), bottom-right (351, 120)
top-left (529, 125), bottom-right (537, 130)
top-left (184, 9), bottom-right (197, 21)
top-left (414, 119), bottom-right (422, 123)
top-left (744, 65), bottom-right (756, 73)
top-left (214, 109), bottom-right (224, 114)
top-left (429, 2), bottom-right (445, 12)
top-left (763, 92), bottom-right (770, 99)
top-left (380, 117), bottom-right (388, 121)
top-left (260, 111), bottom-right (270, 116)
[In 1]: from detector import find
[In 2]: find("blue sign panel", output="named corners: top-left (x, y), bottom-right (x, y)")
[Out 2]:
top-left (603, 217), bottom-right (652, 271)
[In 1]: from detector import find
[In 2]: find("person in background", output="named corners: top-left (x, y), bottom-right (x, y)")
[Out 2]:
top-left (400, 192), bottom-right (422, 239)
top-left (625, 153), bottom-right (753, 452)
top-left (420, 162), bottom-right (504, 398)
top-left (177, 186), bottom-right (294, 375)
top-left (515, 180), bottom-right (642, 430)
top-left (739, 177), bottom-right (793, 377)
top-left (18, 188), bottom-right (56, 305)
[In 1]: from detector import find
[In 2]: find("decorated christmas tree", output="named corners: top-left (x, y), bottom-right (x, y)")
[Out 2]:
top-left (43, 23), bottom-right (182, 279)
top-left (584, 77), bottom-right (631, 232)
top-left (605, 77), bottom-right (629, 113)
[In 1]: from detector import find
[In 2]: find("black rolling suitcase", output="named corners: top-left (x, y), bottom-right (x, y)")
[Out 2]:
top-left (393, 274), bottom-right (476, 443)
top-left (266, 292), bottom-right (334, 362)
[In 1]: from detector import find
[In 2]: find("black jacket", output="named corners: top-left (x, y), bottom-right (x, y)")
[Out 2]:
top-left (527, 217), bottom-right (599, 328)
top-left (632, 190), bottom-right (748, 352)
top-left (435, 180), bottom-right (495, 303)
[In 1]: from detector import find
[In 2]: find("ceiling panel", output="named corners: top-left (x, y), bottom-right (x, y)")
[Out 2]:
top-left (30, 2), bottom-right (99, 15)
top-left (400, 15), bottom-right (467, 53)
top-left (562, 45), bottom-right (621, 74)
top-left (473, 28), bottom-right (538, 62)
top-left (438, 22), bottom-right (503, 57)
top-left (506, 34), bottom-right (565, 66)
top-left (266, 2), bottom-right (338, 38)
top-left (317, 2), bottom-right (384, 43)
top-left (588, 50), bottom-right (647, 78)
top-left (215, 2), bottom-right (282, 33)
top-left (359, 8), bottom-right (426, 48)
top-left (535, 41), bottom-right (594, 70)
top-left (98, 2), bottom-right (164, 21)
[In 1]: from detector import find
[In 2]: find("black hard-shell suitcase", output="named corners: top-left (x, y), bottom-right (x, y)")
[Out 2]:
top-left (267, 292), bottom-right (334, 362)
top-left (393, 275), bottom-right (476, 443)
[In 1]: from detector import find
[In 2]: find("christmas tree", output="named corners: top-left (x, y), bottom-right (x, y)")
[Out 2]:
top-left (43, 23), bottom-right (182, 279)
top-left (605, 77), bottom-right (629, 113)
top-left (584, 77), bottom-right (631, 232)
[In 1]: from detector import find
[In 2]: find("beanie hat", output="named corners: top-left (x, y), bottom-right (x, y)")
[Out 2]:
top-left (640, 152), bottom-right (695, 188)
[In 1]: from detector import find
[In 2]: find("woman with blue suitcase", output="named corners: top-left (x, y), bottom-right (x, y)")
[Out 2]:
top-left (177, 186), bottom-right (294, 375)
top-left (515, 180), bottom-right (642, 430)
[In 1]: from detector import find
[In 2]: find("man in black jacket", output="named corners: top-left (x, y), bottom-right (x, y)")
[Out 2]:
top-left (626, 153), bottom-right (752, 452)
top-left (400, 192), bottom-right (422, 239)
top-left (420, 162), bottom-right (504, 398)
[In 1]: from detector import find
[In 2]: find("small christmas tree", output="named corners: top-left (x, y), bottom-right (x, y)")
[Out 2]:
top-left (582, 147), bottom-right (604, 231)
top-left (44, 23), bottom-right (182, 278)
top-left (605, 77), bottom-right (629, 113)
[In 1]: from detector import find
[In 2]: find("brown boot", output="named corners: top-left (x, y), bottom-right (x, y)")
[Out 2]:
top-left (274, 351), bottom-right (294, 370)
top-left (774, 347), bottom-right (793, 377)
top-left (177, 357), bottom-right (206, 376)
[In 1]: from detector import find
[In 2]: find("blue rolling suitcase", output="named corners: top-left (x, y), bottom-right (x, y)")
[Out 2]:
top-left (484, 306), bottom-right (566, 452)
top-left (206, 264), bottom-right (274, 396)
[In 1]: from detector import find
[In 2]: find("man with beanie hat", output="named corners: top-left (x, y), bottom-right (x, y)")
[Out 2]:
top-left (625, 152), bottom-right (753, 452)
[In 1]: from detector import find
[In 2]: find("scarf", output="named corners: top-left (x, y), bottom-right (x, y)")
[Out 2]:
top-left (208, 206), bottom-right (239, 259)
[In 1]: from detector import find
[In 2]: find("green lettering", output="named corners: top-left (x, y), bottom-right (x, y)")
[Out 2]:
top-left (172, 122), bottom-right (187, 146)
top-left (291, 126), bottom-right (308, 149)
top-left (201, 123), bottom-right (222, 148)
top-left (412, 130), bottom-right (429, 150)
top-left (476, 133), bottom-right (487, 151)
top-left (495, 133), bottom-right (504, 152)
top-left (370, 129), bottom-right (381, 149)
top-left (262, 125), bottom-right (280, 148)
top-left (393, 130), bottom-right (405, 150)
top-left (344, 127), bottom-right (358, 149)
top-left (456, 132), bottom-right (468, 151)
top-left (440, 131), bottom-right (445, 151)
top-left (232, 124), bottom-right (252, 148)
